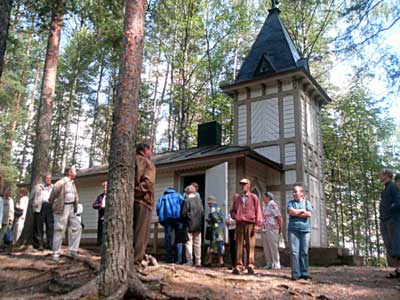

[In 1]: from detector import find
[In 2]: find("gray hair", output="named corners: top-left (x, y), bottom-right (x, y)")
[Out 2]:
top-left (264, 192), bottom-right (274, 200)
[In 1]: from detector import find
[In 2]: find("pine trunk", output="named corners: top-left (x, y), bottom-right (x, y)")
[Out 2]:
top-left (19, 1), bottom-right (64, 245)
top-left (0, 0), bottom-right (13, 80)
top-left (98, 0), bottom-right (147, 297)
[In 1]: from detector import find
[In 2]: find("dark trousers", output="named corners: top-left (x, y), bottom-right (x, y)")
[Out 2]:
top-left (32, 202), bottom-right (54, 249)
top-left (97, 219), bottom-right (104, 245)
top-left (133, 202), bottom-right (152, 264)
top-left (41, 202), bottom-right (54, 248)
top-left (229, 229), bottom-right (236, 267)
top-left (163, 219), bottom-right (184, 263)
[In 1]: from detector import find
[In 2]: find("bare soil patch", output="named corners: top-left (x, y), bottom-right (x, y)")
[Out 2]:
top-left (0, 248), bottom-right (399, 300)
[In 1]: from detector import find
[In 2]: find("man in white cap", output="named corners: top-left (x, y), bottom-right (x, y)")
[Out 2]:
top-left (230, 178), bottom-right (263, 274)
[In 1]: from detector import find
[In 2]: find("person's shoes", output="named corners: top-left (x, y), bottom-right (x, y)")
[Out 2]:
top-left (263, 265), bottom-right (272, 269)
top-left (232, 268), bottom-right (240, 275)
top-left (183, 262), bottom-right (193, 267)
top-left (247, 266), bottom-right (255, 275)
top-left (271, 265), bottom-right (281, 270)
top-left (195, 264), bottom-right (202, 268)
top-left (218, 263), bottom-right (224, 268)
top-left (291, 277), bottom-right (299, 281)
top-left (300, 275), bottom-right (312, 280)
top-left (52, 254), bottom-right (60, 262)
top-left (66, 251), bottom-right (79, 259)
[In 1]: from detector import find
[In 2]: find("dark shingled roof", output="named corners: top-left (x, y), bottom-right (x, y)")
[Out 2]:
top-left (236, 7), bottom-right (309, 83)
top-left (74, 145), bottom-right (282, 178)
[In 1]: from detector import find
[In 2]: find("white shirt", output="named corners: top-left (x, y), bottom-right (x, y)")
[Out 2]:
top-left (64, 181), bottom-right (76, 204)
top-left (41, 185), bottom-right (52, 203)
top-left (16, 195), bottom-right (29, 220)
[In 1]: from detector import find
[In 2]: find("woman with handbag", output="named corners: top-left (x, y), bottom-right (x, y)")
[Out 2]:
top-left (205, 195), bottom-right (225, 267)
top-left (261, 192), bottom-right (283, 269)
top-left (13, 187), bottom-right (29, 242)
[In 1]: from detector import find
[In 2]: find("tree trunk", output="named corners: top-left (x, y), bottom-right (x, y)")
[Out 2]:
top-left (19, 0), bottom-right (64, 245)
top-left (18, 64), bottom-right (40, 182)
top-left (88, 56), bottom-right (105, 167)
top-left (0, 0), bottom-right (13, 81)
top-left (98, 0), bottom-right (148, 298)
top-left (71, 94), bottom-right (83, 166)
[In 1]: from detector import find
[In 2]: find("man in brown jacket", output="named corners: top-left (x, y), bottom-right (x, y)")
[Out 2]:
top-left (49, 165), bottom-right (82, 262)
top-left (230, 178), bottom-right (263, 275)
top-left (134, 141), bottom-right (156, 267)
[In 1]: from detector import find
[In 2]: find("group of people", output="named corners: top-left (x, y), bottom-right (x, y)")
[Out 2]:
top-left (154, 176), bottom-right (312, 280)
top-left (1, 146), bottom-right (399, 282)
top-left (0, 166), bottom-right (82, 262)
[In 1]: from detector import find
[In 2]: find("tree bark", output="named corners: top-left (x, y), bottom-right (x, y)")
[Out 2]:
top-left (0, 0), bottom-right (13, 81)
top-left (19, 0), bottom-right (64, 245)
top-left (98, 0), bottom-right (149, 298)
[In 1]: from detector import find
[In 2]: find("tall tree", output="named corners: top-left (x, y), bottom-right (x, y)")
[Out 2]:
top-left (19, 0), bottom-right (65, 245)
top-left (0, 0), bottom-right (13, 81)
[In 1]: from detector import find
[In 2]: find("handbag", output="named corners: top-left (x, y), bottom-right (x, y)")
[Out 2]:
top-left (3, 227), bottom-right (13, 245)
top-left (205, 226), bottom-right (213, 241)
top-left (14, 207), bottom-right (23, 219)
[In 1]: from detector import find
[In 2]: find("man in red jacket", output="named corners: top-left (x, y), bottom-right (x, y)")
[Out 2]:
top-left (230, 178), bottom-right (263, 274)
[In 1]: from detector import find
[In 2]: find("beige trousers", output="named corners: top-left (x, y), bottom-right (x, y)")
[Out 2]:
top-left (262, 230), bottom-right (281, 268)
top-left (53, 204), bottom-right (82, 255)
top-left (185, 232), bottom-right (202, 266)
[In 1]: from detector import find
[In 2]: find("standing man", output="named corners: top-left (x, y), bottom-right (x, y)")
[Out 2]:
top-left (379, 169), bottom-right (400, 278)
top-left (32, 174), bottom-right (54, 250)
top-left (156, 187), bottom-right (185, 263)
top-left (93, 181), bottom-right (107, 245)
top-left (13, 187), bottom-right (29, 242)
top-left (287, 184), bottom-right (312, 281)
top-left (49, 165), bottom-right (82, 261)
top-left (0, 186), bottom-right (14, 245)
top-left (134, 141), bottom-right (156, 268)
top-left (230, 178), bottom-right (263, 275)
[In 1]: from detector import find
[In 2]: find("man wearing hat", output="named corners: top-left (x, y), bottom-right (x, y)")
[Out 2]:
top-left (230, 178), bottom-right (263, 274)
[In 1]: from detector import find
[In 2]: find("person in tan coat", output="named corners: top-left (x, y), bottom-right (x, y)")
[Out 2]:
top-left (134, 141), bottom-right (156, 267)
top-left (49, 165), bottom-right (82, 262)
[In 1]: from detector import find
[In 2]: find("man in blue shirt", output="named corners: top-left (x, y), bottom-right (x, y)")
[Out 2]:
top-left (287, 184), bottom-right (312, 281)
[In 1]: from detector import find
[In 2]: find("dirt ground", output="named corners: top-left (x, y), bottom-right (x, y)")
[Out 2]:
top-left (0, 248), bottom-right (399, 300)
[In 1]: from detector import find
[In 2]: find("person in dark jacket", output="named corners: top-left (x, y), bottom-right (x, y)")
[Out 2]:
top-left (93, 181), bottom-right (107, 245)
top-left (181, 184), bottom-right (204, 267)
top-left (156, 188), bottom-right (185, 263)
top-left (379, 169), bottom-right (400, 278)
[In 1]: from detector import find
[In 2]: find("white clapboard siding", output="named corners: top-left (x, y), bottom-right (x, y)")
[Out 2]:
top-left (300, 95), bottom-right (307, 141)
top-left (282, 80), bottom-right (293, 91)
top-left (75, 185), bottom-right (104, 240)
top-left (266, 84), bottom-right (278, 95)
top-left (250, 86), bottom-right (262, 98)
top-left (255, 145), bottom-right (280, 163)
top-left (283, 95), bottom-right (295, 138)
top-left (285, 170), bottom-right (296, 185)
top-left (238, 89), bottom-right (247, 101)
top-left (227, 160), bottom-right (237, 211)
top-left (310, 175), bottom-right (321, 247)
top-left (284, 143), bottom-right (296, 165)
top-left (251, 98), bottom-right (279, 143)
top-left (237, 105), bottom-right (247, 145)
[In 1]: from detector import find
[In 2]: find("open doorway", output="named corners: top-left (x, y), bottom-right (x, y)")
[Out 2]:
top-left (182, 174), bottom-right (205, 204)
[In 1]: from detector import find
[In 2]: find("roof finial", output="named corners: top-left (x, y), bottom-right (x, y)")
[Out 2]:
top-left (271, 0), bottom-right (279, 9)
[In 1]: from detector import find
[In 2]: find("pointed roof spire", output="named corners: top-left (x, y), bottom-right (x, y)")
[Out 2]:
top-left (235, 3), bottom-right (309, 83)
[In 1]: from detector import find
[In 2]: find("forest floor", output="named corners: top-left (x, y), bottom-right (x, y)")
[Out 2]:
top-left (0, 248), bottom-right (399, 300)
